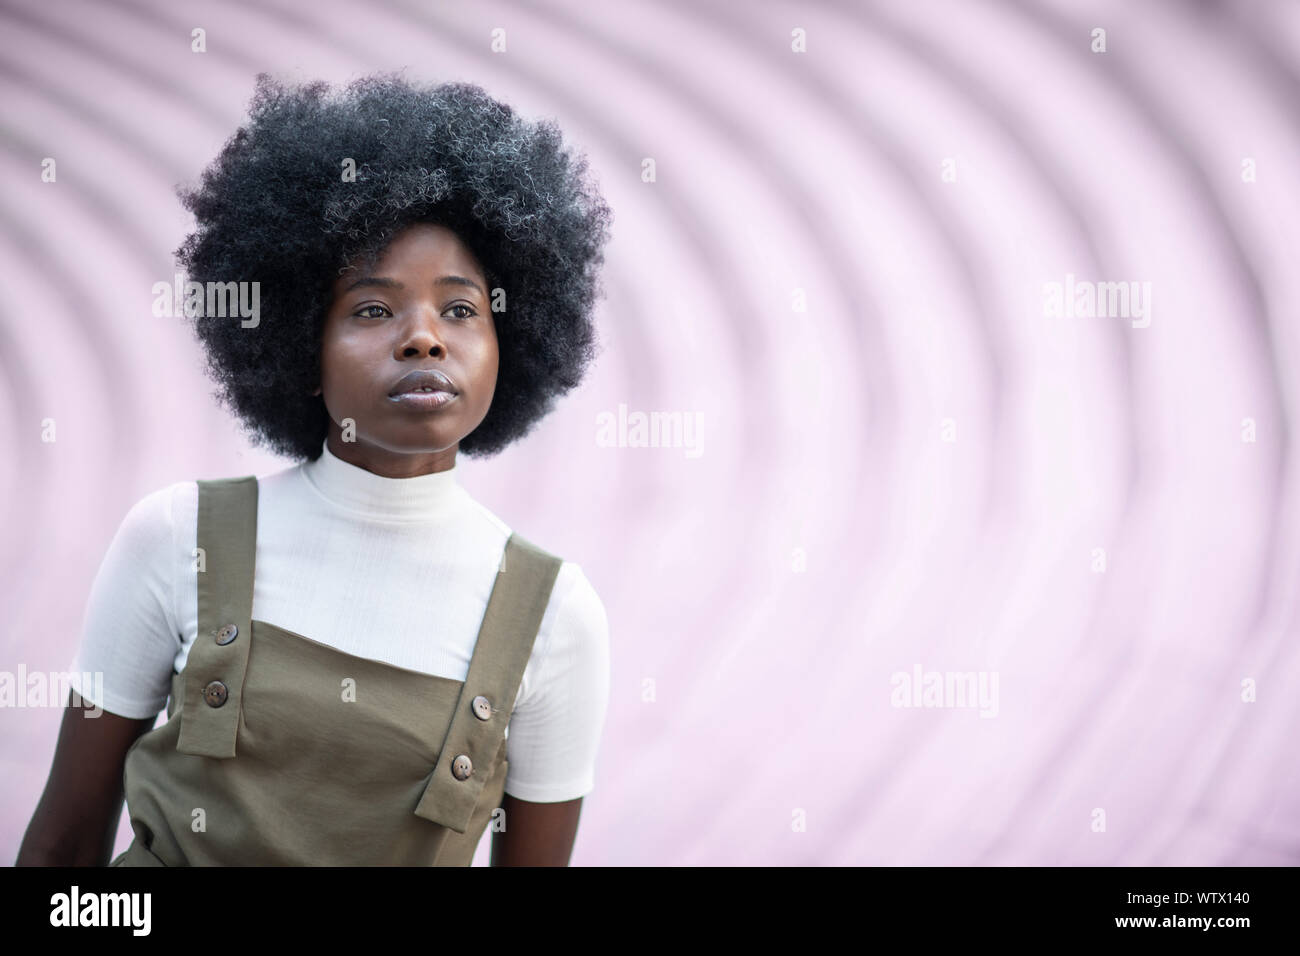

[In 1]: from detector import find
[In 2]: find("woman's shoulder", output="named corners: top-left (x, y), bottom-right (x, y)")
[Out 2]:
top-left (519, 557), bottom-right (610, 723)
top-left (463, 499), bottom-right (608, 632)
top-left (536, 558), bottom-right (609, 664)
top-left (111, 478), bottom-right (198, 543)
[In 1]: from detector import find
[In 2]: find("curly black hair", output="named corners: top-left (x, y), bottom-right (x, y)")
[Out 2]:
top-left (174, 70), bottom-right (613, 461)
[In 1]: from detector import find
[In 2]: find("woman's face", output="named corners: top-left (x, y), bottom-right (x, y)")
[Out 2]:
top-left (315, 221), bottom-right (498, 477)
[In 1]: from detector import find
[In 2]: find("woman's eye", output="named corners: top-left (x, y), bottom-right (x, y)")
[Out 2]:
top-left (356, 304), bottom-right (389, 319)
top-left (447, 304), bottom-right (474, 320)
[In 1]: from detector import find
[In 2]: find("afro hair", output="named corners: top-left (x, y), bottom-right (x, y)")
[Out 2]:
top-left (174, 70), bottom-right (613, 461)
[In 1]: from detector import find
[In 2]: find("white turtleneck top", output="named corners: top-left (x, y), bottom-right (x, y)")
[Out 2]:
top-left (67, 438), bottom-right (610, 804)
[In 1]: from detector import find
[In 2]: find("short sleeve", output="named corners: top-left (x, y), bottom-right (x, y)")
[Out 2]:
top-left (503, 563), bottom-right (611, 802)
top-left (67, 483), bottom-right (185, 719)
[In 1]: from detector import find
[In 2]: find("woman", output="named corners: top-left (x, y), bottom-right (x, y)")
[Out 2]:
top-left (17, 71), bottom-right (614, 866)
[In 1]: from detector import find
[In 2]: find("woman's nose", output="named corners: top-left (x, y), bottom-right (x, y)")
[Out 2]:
top-left (396, 306), bottom-right (446, 356)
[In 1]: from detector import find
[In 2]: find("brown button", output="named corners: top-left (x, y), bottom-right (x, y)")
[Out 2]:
top-left (451, 754), bottom-right (473, 780)
top-left (471, 695), bottom-right (492, 720)
top-left (203, 680), bottom-right (228, 707)
top-left (215, 624), bottom-right (238, 645)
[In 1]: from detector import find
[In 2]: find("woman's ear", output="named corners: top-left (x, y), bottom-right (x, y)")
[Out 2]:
top-left (311, 386), bottom-right (322, 397)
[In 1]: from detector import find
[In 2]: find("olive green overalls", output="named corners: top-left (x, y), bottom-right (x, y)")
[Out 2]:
top-left (109, 475), bottom-right (562, 866)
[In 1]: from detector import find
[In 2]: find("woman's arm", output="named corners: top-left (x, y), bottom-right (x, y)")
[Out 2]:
top-left (490, 794), bottom-right (583, 866)
top-left (15, 690), bottom-right (158, 866)
top-left (490, 563), bottom-right (609, 866)
top-left (18, 484), bottom-right (184, 866)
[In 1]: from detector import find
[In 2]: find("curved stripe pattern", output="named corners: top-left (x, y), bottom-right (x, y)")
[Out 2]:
top-left (2, 0), bottom-right (1297, 866)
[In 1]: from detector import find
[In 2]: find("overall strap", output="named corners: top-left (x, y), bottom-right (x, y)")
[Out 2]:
top-left (176, 476), bottom-right (258, 758)
top-left (414, 533), bottom-right (563, 832)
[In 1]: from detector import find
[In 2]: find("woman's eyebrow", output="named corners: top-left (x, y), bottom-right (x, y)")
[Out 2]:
top-left (437, 275), bottom-right (486, 296)
top-left (342, 275), bottom-right (485, 295)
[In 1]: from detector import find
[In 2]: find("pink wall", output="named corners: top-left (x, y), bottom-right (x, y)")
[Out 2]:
top-left (3, 0), bottom-right (1299, 865)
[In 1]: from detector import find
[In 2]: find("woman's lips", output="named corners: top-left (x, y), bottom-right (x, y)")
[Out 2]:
top-left (387, 388), bottom-right (458, 409)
